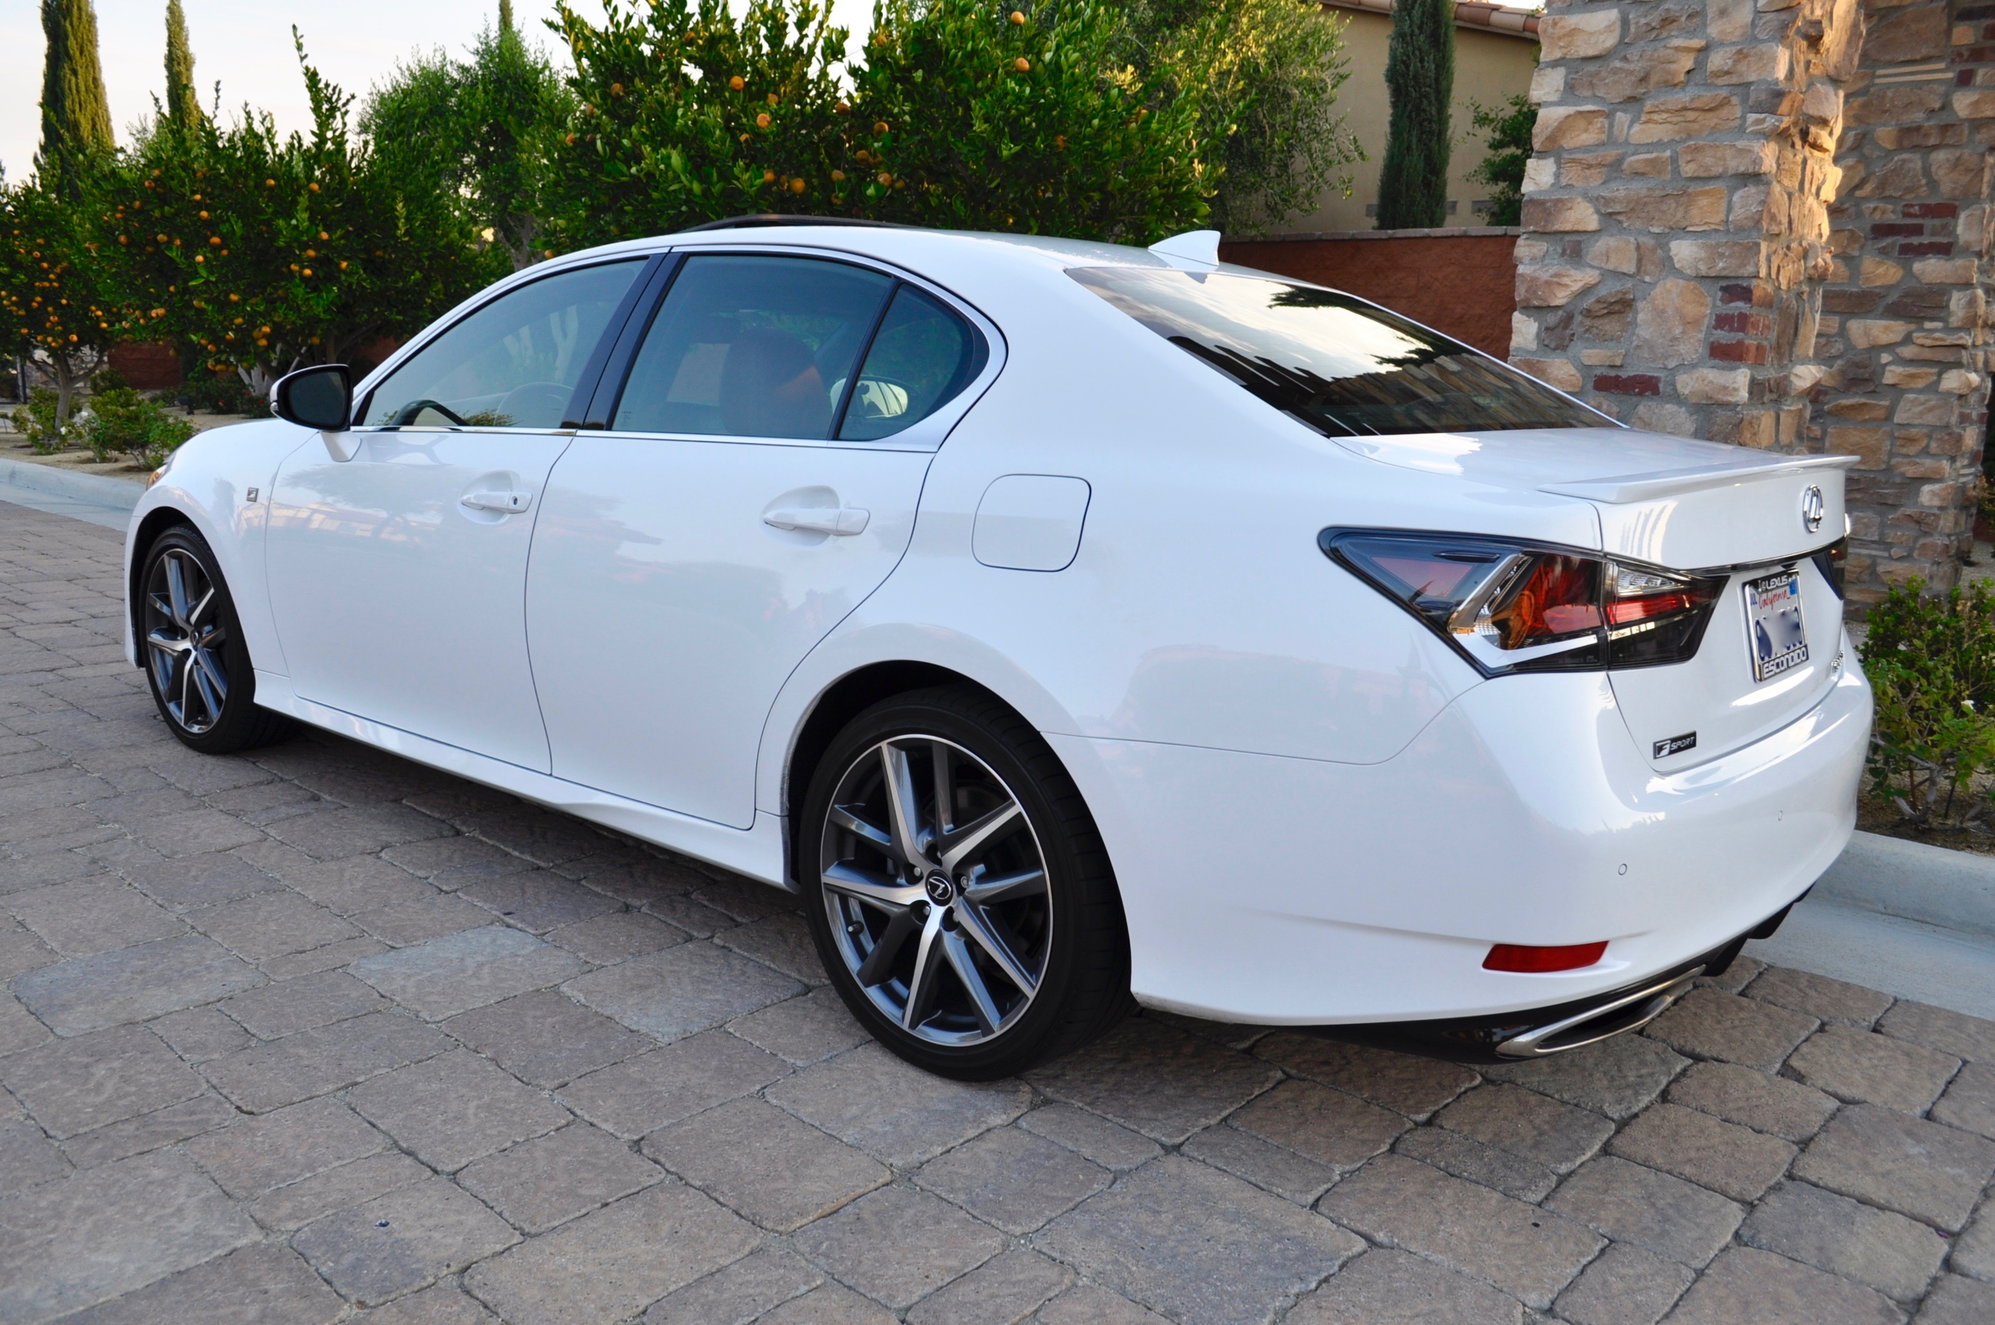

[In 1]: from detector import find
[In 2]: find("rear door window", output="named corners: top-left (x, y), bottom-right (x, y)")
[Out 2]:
top-left (1068, 266), bottom-right (1606, 437)
top-left (612, 255), bottom-right (893, 439)
top-left (838, 285), bottom-right (985, 442)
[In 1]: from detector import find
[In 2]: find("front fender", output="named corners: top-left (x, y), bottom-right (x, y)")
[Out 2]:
top-left (124, 420), bottom-right (312, 678)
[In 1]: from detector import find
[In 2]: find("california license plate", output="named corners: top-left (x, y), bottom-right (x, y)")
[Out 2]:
top-left (1745, 570), bottom-right (1808, 682)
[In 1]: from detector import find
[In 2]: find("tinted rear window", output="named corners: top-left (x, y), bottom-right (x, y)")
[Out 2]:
top-left (1068, 266), bottom-right (1604, 437)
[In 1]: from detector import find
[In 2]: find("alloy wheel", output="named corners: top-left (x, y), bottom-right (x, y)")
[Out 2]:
top-left (818, 735), bottom-right (1052, 1047)
top-left (143, 547), bottom-right (229, 735)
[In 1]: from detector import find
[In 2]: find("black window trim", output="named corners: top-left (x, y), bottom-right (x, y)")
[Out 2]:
top-left (585, 242), bottom-right (1003, 452)
top-left (350, 252), bottom-right (666, 433)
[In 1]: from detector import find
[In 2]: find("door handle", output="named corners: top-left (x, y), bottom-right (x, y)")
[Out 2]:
top-left (764, 506), bottom-right (870, 536)
top-left (461, 490), bottom-right (533, 514)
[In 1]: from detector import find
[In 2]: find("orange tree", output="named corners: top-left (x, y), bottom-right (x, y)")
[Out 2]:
top-left (103, 34), bottom-right (496, 401)
top-left (0, 174), bottom-right (122, 427)
top-left (545, 0), bottom-right (850, 251)
top-left (847, 1), bottom-right (1211, 242)
top-left (544, 1), bottom-right (1218, 249)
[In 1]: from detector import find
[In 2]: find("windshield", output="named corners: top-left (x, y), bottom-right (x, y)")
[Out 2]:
top-left (1068, 266), bottom-right (1606, 438)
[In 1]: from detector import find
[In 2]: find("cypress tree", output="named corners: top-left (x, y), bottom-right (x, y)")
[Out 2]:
top-left (35, 0), bottom-right (116, 201)
top-left (1374, 0), bottom-right (1453, 230)
top-left (165, 0), bottom-right (203, 127)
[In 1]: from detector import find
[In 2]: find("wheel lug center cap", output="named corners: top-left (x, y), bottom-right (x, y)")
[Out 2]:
top-left (923, 872), bottom-right (954, 906)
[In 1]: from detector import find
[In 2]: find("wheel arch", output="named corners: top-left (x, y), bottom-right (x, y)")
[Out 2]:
top-left (774, 656), bottom-right (1110, 895)
top-left (126, 505), bottom-right (198, 665)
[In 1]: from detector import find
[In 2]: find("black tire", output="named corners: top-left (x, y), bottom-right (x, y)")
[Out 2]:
top-left (798, 685), bottom-right (1130, 1079)
top-left (138, 526), bottom-right (293, 754)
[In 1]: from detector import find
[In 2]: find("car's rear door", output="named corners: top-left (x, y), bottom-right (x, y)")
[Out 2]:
top-left (525, 249), bottom-right (993, 827)
top-left (264, 257), bottom-right (655, 772)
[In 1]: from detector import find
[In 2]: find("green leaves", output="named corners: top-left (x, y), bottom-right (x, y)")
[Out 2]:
top-left (1376, 0), bottom-right (1453, 231)
top-left (97, 37), bottom-right (497, 399)
top-left (1864, 579), bottom-right (1995, 828)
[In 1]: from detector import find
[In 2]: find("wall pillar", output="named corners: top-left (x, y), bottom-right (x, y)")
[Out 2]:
top-left (1810, 0), bottom-right (1994, 599)
top-left (1511, 0), bottom-right (1994, 605)
top-left (1511, 0), bottom-right (1864, 444)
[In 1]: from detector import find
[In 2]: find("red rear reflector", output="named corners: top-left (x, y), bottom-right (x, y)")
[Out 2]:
top-left (1483, 941), bottom-right (1608, 973)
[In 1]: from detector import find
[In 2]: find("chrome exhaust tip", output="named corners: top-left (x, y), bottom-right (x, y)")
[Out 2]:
top-left (1493, 967), bottom-right (1704, 1059)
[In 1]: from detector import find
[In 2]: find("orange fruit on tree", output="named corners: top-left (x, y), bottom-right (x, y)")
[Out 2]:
top-left (729, 75), bottom-right (745, 90)
top-left (756, 113), bottom-right (771, 128)
top-left (1010, 10), bottom-right (1025, 24)
top-left (1014, 57), bottom-right (1030, 72)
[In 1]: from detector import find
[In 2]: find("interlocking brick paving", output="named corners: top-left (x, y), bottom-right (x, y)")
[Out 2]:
top-left (2, 500), bottom-right (1993, 1322)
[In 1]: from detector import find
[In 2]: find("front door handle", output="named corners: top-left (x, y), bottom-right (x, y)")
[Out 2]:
top-left (461, 490), bottom-right (533, 514)
top-left (764, 506), bottom-right (870, 536)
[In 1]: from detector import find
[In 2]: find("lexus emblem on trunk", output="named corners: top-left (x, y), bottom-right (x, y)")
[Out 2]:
top-left (1801, 485), bottom-right (1825, 534)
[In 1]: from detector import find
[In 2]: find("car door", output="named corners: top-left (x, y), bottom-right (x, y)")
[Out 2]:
top-left (264, 257), bottom-right (653, 772)
top-left (526, 250), bottom-right (994, 827)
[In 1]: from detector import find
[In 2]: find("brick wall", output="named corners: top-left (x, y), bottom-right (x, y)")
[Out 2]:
top-left (106, 342), bottom-right (183, 391)
top-left (1219, 228), bottom-right (1523, 356)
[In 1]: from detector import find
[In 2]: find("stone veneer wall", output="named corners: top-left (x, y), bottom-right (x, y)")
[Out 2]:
top-left (1509, 0), bottom-right (1994, 602)
top-left (1810, 0), bottom-right (1994, 596)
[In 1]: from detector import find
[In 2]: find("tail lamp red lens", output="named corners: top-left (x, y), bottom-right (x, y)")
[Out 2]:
top-left (1483, 941), bottom-right (1609, 973)
top-left (1321, 531), bottom-right (1726, 675)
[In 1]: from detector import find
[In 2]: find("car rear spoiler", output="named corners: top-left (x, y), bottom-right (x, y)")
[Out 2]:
top-left (1539, 453), bottom-right (1859, 504)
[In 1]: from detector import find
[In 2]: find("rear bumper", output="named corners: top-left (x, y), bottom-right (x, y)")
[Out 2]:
top-left (1048, 648), bottom-right (1869, 1027)
top-left (1306, 900), bottom-right (1797, 1063)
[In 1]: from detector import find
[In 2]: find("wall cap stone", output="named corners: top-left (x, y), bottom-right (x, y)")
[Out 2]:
top-left (1224, 227), bottom-right (1525, 243)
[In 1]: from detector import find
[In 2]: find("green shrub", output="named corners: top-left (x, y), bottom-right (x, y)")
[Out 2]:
top-left (545, 0), bottom-right (1218, 247)
top-left (1863, 578), bottom-right (1995, 827)
top-left (1467, 94), bottom-right (1535, 228)
top-left (11, 387), bottom-right (70, 454)
top-left (77, 386), bottom-right (196, 468)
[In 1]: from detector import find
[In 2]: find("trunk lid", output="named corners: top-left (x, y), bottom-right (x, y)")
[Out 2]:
top-left (1335, 426), bottom-right (1855, 770)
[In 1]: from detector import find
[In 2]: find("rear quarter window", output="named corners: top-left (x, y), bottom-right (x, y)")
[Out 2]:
top-left (1068, 266), bottom-right (1606, 438)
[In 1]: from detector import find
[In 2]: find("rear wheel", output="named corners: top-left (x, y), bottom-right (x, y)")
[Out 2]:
top-left (800, 686), bottom-right (1130, 1079)
top-left (140, 527), bottom-right (292, 753)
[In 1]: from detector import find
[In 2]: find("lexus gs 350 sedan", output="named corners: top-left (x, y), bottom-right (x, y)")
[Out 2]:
top-left (126, 219), bottom-right (1869, 1078)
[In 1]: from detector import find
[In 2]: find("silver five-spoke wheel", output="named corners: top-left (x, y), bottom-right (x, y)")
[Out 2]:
top-left (137, 528), bottom-right (291, 754)
top-left (144, 546), bottom-right (230, 735)
top-left (819, 735), bottom-right (1052, 1047)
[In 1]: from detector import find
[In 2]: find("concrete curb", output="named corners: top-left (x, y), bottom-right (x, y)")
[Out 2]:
top-left (1814, 829), bottom-right (1995, 939)
top-left (0, 455), bottom-right (145, 510)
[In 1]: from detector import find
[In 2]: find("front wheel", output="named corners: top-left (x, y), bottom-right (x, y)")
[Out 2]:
top-left (800, 686), bottom-right (1130, 1079)
top-left (139, 527), bottom-right (292, 753)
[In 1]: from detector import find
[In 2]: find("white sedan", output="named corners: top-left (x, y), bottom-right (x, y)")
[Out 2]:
top-left (126, 220), bottom-right (1870, 1078)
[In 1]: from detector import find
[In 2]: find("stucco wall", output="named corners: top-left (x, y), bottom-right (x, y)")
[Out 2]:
top-left (1220, 229), bottom-right (1523, 355)
top-left (1278, 10), bottom-right (1541, 235)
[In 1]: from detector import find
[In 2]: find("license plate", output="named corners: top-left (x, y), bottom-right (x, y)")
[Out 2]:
top-left (1745, 570), bottom-right (1808, 682)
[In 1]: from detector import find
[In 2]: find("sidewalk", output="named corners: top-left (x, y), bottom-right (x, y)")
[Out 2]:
top-left (3, 494), bottom-right (1994, 1323)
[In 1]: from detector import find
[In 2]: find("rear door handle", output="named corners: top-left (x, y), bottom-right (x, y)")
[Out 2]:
top-left (461, 490), bottom-right (533, 514)
top-left (764, 506), bottom-right (870, 536)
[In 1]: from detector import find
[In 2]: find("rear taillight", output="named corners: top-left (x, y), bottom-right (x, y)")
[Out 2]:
top-left (1321, 530), bottom-right (1725, 675)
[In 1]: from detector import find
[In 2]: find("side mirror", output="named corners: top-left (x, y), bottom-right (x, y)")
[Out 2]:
top-left (272, 364), bottom-right (352, 432)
